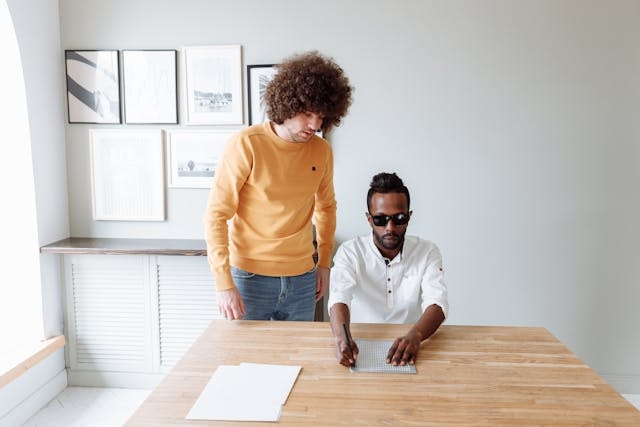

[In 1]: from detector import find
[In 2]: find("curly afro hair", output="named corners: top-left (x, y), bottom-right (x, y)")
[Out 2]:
top-left (264, 50), bottom-right (353, 134)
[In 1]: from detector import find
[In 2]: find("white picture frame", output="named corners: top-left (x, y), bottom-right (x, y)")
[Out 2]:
top-left (122, 49), bottom-right (178, 124)
top-left (166, 129), bottom-right (237, 188)
top-left (183, 45), bottom-right (243, 125)
top-left (89, 129), bottom-right (165, 220)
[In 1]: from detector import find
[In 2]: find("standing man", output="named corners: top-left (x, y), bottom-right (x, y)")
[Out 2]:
top-left (205, 51), bottom-right (353, 321)
top-left (328, 172), bottom-right (448, 367)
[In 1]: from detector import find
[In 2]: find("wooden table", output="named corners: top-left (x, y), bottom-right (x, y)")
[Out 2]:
top-left (126, 321), bottom-right (640, 426)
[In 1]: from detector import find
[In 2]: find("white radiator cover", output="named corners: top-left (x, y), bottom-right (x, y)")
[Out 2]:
top-left (67, 255), bottom-right (152, 372)
top-left (156, 256), bottom-right (218, 369)
top-left (63, 254), bottom-right (220, 387)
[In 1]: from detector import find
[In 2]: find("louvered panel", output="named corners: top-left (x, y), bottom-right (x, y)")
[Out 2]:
top-left (157, 257), bottom-right (220, 368)
top-left (70, 255), bottom-right (149, 371)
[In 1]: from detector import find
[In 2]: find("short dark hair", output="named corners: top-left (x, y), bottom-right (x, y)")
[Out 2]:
top-left (367, 172), bottom-right (411, 211)
top-left (264, 50), bottom-right (353, 134)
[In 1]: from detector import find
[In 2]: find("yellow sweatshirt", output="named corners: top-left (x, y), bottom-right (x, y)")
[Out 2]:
top-left (204, 122), bottom-right (337, 291)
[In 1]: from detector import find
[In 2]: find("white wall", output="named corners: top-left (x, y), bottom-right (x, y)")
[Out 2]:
top-left (58, 0), bottom-right (640, 392)
top-left (3, 0), bottom-right (68, 423)
top-left (7, 0), bottom-right (69, 338)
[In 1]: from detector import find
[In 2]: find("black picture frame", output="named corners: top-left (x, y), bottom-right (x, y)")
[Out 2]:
top-left (247, 64), bottom-right (277, 125)
top-left (65, 50), bottom-right (121, 124)
top-left (122, 49), bottom-right (178, 124)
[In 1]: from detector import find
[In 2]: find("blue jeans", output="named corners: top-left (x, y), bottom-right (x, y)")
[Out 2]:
top-left (230, 266), bottom-right (317, 321)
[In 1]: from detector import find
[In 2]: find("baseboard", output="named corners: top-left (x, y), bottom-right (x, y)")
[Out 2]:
top-left (602, 373), bottom-right (640, 395)
top-left (67, 370), bottom-right (164, 389)
top-left (0, 367), bottom-right (67, 427)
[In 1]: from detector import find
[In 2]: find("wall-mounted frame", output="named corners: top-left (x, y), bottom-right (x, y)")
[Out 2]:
top-left (65, 50), bottom-right (121, 124)
top-left (183, 45), bottom-right (243, 125)
top-left (122, 49), bottom-right (178, 124)
top-left (166, 129), bottom-right (237, 188)
top-left (89, 129), bottom-right (165, 220)
top-left (247, 64), bottom-right (278, 125)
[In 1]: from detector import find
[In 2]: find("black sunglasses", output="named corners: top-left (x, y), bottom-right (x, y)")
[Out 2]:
top-left (368, 212), bottom-right (410, 227)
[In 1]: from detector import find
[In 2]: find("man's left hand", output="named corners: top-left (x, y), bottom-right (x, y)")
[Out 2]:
top-left (387, 329), bottom-right (422, 366)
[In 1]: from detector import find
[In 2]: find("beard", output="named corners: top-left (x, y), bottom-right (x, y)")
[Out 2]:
top-left (373, 229), bottom-right (405, 251)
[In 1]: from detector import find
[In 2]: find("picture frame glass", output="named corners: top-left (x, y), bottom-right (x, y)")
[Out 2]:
top-left (247, 64), bottom-right (278, 125)
top-left (65, 50), bottom-right (121, 124)
top-left (90, 129), bottom-right (165, 220)
top-left (123, 50), bottom-right (178, 124)
top-left (184, 45), bottom-right (243, 125)
top-left (166, 129), bottom-right (238, 188)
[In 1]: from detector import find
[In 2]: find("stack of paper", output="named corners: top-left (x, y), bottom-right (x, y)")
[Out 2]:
top-left (186, 363), bottom-right (302, 422)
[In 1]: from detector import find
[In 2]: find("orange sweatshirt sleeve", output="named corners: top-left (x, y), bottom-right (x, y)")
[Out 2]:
top-left (313, 145), bottom-right (337, 268)
top-left (203, 136), bottom-right (251, 291)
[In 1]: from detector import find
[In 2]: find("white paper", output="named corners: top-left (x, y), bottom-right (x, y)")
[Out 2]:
top-left (239, 363), bottom-right (302, 404)
top-left (186, 363), bottom-right (301, 421)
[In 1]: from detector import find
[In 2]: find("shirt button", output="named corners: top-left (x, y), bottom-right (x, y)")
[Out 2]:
top-left (387, 278), bottom-right (391, 282)
top-left (388, 290), bottom-right (392, 293)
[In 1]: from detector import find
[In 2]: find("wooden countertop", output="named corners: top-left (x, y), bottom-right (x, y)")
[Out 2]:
top-left (126, 321), bottom-right (640, 426)
top-left (40, 237), bottom-right (207, 256)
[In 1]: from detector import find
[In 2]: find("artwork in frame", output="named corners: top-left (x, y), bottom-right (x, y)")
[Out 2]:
top-left (122, 49), bottom-right (178, 124)
top-left (166, 129), bottom-right (237, 188)
top-left (183, 45), bottom-right (243, 125)
top-left (89, 129), bottom-right (165, 221)
top-left (247, 64), bottom-right (278, 125)
top-left (65, 50), bottom-right (121, 124)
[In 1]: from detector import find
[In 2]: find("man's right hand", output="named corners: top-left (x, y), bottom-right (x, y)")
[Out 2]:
top-left (217, 288), bottom-right (246, 320)
top-left (335, 335), bottom-right (358, 367)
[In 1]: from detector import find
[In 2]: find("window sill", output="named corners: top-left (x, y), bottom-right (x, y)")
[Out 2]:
top-left (0, 335), bottom-right (65, 388)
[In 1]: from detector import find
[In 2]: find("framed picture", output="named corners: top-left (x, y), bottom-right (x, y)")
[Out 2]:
top-left (65, 50), bottom-right (121, 124)
top-left (166, 129), bottom-right (237, 188)
top-left (122, 50), bottom-right (178, 124)
top-left (183, 45), bottom-right (243, 125)
top-left (89, 129), bottom-right (165, 220)
top-left (247, 64), bottom-right (278, 125)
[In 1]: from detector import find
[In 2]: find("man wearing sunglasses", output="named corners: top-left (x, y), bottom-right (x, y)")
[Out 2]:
top-left (328, 172), bottom-right (448, 367)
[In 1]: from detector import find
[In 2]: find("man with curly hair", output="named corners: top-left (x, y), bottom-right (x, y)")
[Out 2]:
top-left (204, 50), bottom-right (353, 321)
top-left (328, 172), bottom-right (448, 367)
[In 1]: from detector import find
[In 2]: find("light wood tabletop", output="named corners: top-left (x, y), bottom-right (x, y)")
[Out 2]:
top-left (125, 320), bottom-right (640, 426)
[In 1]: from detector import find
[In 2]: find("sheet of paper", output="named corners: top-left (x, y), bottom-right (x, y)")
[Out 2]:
top-left (239, 363), bottom-right (302, 404)
top-left (351, 339), bottom-right (417, 374)
top-left (186, 363), bottom-right (301, 421)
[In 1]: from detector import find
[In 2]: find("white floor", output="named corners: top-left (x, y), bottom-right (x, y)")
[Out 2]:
top-left (22, 387), bottom-right (150, 427)
top-left (21, 387), bottom-right (640, 426)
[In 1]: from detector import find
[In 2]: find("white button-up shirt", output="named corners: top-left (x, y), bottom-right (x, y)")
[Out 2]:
top-left (328, 235), bottom-right (448, 324)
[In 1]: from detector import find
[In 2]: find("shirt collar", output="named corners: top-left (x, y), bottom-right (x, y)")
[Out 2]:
top-left (367, 236), bottom-right (404, 265)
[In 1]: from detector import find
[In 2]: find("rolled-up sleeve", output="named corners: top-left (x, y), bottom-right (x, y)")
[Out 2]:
top-left (420, 245), bottom-right (449, 318)
top-left (327, 243), bottom-right (359, 315)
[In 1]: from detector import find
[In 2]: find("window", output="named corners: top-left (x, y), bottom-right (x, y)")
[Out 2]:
top-left (0, 0), bottom-right (44, 365)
